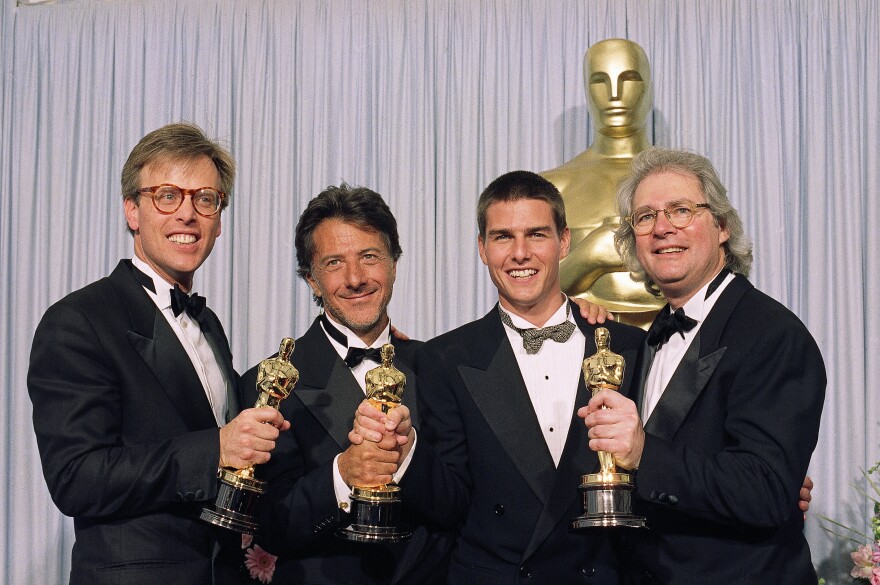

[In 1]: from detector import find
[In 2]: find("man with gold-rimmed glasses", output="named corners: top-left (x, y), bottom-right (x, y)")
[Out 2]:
top-left (27, 123), bottom-right (289, 585)
top-left (580, 147), bottom-right (825, 584)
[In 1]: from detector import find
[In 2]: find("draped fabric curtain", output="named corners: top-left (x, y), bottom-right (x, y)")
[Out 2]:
top-left (1, 1), bottom-right (877, 583)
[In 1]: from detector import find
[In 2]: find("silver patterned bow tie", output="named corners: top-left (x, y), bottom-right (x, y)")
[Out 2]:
top-left (498, 304), bottom-right (576, 355)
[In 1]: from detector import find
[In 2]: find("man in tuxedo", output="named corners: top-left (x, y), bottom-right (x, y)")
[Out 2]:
top-left (377, 171), bottom-right (645, 584)
top-left (582, 147), bottom-right (825, 584)
top-left (27, 123), bottom-right (288, 585)
top-left (242, 184), bottom-right (451, 584)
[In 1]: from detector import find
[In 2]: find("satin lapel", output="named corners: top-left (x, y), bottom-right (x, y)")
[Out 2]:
top-left (643, 331), bottom-right (702, 440)
top-left (643, 276), bottom-right (751, 440)
top-left (390, 339), bottom-right (420, 426)
top-left (630, 341), bottom-right (654, 409)
top-left (292, 318), bottom-right (364, 450)
top-left (460, 314), bottom-right (555, 505)
top-left (111, 262), bottom-right (217, 431)
top-left (199, 308), bottom-right (240, 419)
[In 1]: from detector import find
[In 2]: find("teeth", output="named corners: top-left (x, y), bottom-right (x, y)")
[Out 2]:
top-left (657, 247), bottom-right (684, 254)
top-left (510, 269), bottom-right (537, 278)
top-left (169, 234), bottom-right (196, 244)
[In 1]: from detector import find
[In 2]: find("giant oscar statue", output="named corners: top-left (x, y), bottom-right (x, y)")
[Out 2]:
top-left (542, 39), bottom-right (662, 328)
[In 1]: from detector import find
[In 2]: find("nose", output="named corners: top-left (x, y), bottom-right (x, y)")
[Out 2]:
top-left (610, 76), bottom-right (620, 100)
top-left (652, 210), bottom-right (677, 235)
top-left (344, 260), bottom-right (367, 288)
top-left (174, 194), bottom-right (198, 222)
top-left (511, 236), bottom-right (530, 262)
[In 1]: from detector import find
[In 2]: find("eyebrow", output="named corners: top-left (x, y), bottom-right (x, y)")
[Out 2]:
top-left (316, 246), bottom-right (386, 262)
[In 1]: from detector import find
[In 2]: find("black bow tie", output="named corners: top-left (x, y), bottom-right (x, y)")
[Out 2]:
top-left (171, 283), bottom-right (206, 321)
top-left (498, 303), bottom-right (576, 355)
top-left (646, 307), bottom-right (697, 349)
top-left (320, 314), bottom-right (385, 368)
top-left (344, 347), bottom-right (383, 368)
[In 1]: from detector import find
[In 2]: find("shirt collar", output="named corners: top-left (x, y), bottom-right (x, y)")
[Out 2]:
top-left (320, 312), bottom-right (392, 359)
top-left (680, 270), bottom-right (735, 322)
top-left (131, 256), bottom-right (174, 310)
top-left (503, 295), bottom-right (571, 330)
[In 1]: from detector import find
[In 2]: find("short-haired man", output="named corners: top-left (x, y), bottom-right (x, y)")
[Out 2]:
top-left (242, 184), bottom-right (450, 584)
top-left (391, 171), bottom-right (645, 583)
top-left (582, 147), bottom-right (825, 584)
top-left (28, 123), bottom-right (288, 585)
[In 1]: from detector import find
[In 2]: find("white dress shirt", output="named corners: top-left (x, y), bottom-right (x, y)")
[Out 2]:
top-left (501, 298), bottom-right (585, 467)
top-left (642, 270), bottom-right (735, 422)
top-left (131, 256), bottom-right (229, 426)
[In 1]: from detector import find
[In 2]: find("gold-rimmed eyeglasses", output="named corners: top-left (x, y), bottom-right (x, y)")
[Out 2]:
top-left (626, 200), bottom-right (711, 235)
top-left (137, 184), bottom-right (226, 217)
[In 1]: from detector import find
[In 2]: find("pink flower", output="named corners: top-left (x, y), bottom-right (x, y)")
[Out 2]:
top-left (852, 544), bottom-right (875, 579)
top-left (245, 544), bottom-right (277, 584)
top-left (241, 533), bottom-right (254, 549)
top-left (871, 566), bottom-right (880, 585)
top-left (873, 541), bottom-right (880, 564)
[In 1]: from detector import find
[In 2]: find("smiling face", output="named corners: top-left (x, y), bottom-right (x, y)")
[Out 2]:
top-left (305, 218), bottom-right (397, 345)
top-left (478, 198), bottom-right (571, 326)
top-left (632, 170), bottom-right (729, 308)
top-left (124, 156), bottom-right (222, 291)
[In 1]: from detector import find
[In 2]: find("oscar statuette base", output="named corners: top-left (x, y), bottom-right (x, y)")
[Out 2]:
top-left (337, 485), bottom-right (412, 543)
top-left (570, 472), bottom-right (647, 530)
top-left (200, 468), bottom-right (266, 535)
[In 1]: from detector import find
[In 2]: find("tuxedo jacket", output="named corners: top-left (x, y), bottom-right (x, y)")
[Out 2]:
top-left (619, 275), bottom-right (826, 584)
top-left (402, 301), bottom-right (646, 585)
top-left (242, 316), bottom-right (452, 585)
top-left (27, 260), bottom-right (241, 585)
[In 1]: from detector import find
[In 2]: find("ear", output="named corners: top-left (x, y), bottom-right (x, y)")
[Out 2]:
top-left (478, 234), bottom-right (488, 266)
top-left (717, 219), bottom-right (730, 246)
top-left (305, 271), bottom-right (322, 300)
top-left (559, 227), bottom-right (572, 261)
top-left (124, 198), bottom-right (140, 232)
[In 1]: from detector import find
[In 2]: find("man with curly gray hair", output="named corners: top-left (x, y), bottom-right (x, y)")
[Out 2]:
top-left (580, 147), bottom-right (825, 584)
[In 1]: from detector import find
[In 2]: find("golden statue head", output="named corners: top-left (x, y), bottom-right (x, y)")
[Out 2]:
top-left (380, 343), bottom-right (395, 364)
top-left (594, 326), bottom-right (610, 350)
top-left (584, 39), bottom-right (652, 137)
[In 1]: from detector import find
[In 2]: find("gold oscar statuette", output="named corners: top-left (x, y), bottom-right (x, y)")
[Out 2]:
top-left (571, 327), bottom-right (646, 530)
top-left (200, 337), bottom-right (298, 534)
top-left (337, 343), bottom-right (413, 543)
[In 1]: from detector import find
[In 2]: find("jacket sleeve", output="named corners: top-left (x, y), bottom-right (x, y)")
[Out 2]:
top-left (634, 313), bottom-right (826, 528)
top-left (27, 300), bottom-right (222, 519)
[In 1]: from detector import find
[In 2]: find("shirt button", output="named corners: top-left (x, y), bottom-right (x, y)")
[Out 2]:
top-left (519, 565), bottom-right (531, 578)
top-left (494, 504), bottom-right (505, 516)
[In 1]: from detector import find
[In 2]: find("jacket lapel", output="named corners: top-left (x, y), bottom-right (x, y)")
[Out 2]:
top-left (199, 309), bottom-right (240, 420)
top-left (292, 318), bottom-right (368, 450)
top-left (111, 261), bottom-right (217, 431)
top-left (390, 338), bottom-right (420, 426)
top-left (643, 275), bottom-right (752, 439)
top-left (459, 308), bottom-right (556, 505)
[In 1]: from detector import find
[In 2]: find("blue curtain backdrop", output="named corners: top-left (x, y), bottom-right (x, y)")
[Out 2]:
top-left (1, 1), bottom-right (877, 583)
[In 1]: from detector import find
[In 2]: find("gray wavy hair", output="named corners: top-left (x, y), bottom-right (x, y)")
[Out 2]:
top-left (614, 147), bottom-right (753, 296)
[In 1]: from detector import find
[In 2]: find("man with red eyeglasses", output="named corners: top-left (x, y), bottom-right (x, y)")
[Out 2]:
top-left (27, 123), bottom-right (288, 585)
